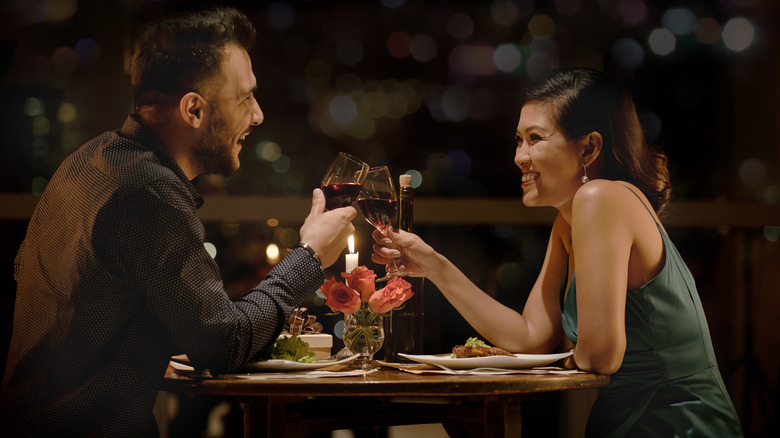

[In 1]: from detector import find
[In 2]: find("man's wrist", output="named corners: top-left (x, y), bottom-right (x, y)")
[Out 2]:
top-left (296, 242), bottom-right (321, 266)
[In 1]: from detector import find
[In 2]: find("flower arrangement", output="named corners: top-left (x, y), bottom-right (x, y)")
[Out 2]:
top-left (320, 266), bottom-right (414, 363)
top-left (320, 265), bottom-right (414, 320)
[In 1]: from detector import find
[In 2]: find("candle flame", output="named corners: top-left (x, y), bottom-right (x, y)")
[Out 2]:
top-left (348, 235), bottom-right (355, 254)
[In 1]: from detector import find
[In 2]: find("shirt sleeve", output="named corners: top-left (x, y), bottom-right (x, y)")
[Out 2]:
top-left (116, 178), bottom-right (323, 372)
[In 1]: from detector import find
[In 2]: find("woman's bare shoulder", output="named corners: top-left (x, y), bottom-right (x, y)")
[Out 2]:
top-left (572, 180), bottom-right (658, 232)
top-left (572, 179), bottom-right (634, 214)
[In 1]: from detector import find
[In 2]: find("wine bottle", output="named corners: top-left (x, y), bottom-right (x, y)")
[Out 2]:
top-left (384, 174), bottom-right (424, 362)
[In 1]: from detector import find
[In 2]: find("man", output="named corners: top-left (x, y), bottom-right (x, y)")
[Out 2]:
top-left (1, 7), bottom-right (356, 436)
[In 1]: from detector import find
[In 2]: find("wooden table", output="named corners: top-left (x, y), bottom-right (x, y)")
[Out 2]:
top-left (162, 365), bottom-right (609, 437)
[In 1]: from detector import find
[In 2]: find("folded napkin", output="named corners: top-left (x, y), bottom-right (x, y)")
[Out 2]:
top-left (231, 369), bottom-right (379, 380)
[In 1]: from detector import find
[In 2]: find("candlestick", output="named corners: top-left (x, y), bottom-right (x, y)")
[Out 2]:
top-left (345, 235), bottom-right (359, 274)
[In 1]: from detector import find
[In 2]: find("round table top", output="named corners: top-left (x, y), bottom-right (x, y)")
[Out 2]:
top-left (162, 365), bottom-right (610, 399)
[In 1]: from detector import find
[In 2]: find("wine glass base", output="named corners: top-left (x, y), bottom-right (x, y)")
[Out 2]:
top-left (349, 357), bottom-right (381, 370)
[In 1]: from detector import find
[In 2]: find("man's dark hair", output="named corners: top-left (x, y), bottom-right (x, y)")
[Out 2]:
top-left (131, 6), bottom-right (256, 110)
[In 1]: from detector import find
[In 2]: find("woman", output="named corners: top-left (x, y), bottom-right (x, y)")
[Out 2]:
top-left (372, 68), bottom-right (743, 437)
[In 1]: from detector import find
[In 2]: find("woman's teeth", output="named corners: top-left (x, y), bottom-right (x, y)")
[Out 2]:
top-left (522, 172), bottom-right (538, 182)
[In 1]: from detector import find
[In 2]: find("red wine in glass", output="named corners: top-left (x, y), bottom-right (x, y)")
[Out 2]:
top-left (358, 166), bottom-right (406, 281)
top-left (320, 152), bottom-right (369, 211)
top-left (322, 183), bottom-right (363, 210)
top-left (358, 197), bottom-right (397, 232)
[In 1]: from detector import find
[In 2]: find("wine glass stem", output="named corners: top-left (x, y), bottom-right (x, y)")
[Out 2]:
top-left (377, 226), bottom-right (402, 280)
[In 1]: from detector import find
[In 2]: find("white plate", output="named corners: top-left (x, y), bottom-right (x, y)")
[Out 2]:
top-left (398, 352), bottom-right (572, 370)
top-left (243, 354), bottom-right (360, 372)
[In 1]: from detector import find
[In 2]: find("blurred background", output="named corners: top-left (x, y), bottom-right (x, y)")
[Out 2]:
top-left (1, 0), bottom-right (778, 436)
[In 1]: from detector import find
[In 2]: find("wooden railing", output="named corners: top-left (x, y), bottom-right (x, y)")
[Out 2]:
top-left (2, 193), bottom-right (778, 228)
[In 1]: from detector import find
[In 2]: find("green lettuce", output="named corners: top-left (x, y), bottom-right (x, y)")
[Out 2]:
top-left (270, 335), bottom-right (317, 363)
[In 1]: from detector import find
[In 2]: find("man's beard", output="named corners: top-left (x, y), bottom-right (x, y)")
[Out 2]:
top-left (193, 109), bottom-right (239, 177)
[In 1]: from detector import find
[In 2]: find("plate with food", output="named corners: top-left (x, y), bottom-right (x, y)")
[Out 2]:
top-left (398, 337), bottom-right (572, 370)
top-left (243, 354), bottom-right (360, 372)
top-left (171, 335), bottom-right (360, 372)
top-left (245, 334), bottom-right (358, 371)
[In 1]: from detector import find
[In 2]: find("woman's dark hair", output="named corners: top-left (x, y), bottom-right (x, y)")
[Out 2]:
top-left (522, 68), bottom-right (672, 215)
top-left (131, 6), bottom-right (256, 109)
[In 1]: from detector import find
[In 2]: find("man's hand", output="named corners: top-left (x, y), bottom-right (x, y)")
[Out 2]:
top-left (299, 188), bottom-right (356, 268)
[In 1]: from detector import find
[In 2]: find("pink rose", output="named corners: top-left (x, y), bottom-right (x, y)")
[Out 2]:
top-left (320, 277), bottom-right (361, 314)
top-left (341, 266), bottom-right (377, 302)
top-left (368, 276), bottom-right (414, 314)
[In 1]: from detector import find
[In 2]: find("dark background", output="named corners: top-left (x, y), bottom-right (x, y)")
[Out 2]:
top-left (1, 0), bottom-right (778, 436)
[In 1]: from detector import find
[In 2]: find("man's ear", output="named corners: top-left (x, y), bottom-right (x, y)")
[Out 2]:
top-left (179, 92), bottom-right (207, 129)
top-left (582, 131), bottom-right (603, 167)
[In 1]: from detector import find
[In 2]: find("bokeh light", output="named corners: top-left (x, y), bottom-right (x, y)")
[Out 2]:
top-left (525, 51), bottom-right (555, 79)
top-left (74, 39), bottom-right (101, 66)
top-left (764, 226), bottom-right (780, 243)
top-left (386, 31), bottom-right (412, 58)
top-left (493, 43), bottom-right (523, 73)
top-left (271, 155), bottom-right (291, 173)
top-left (204, 242), bottom-right (217, 259)
top-left (329, 95), bottom-right (358, 125)
top-left (23, 0), bottom-right (49, 23)
top-left (648, 28), bottom-right (676, 56)
top-left (490, 0), bottom-right (519, 26)
top-left (24, 97), bottom-right (44, 117)
top-left (410, 35), bottom-right (437, 62)
top-left (611, 37), bottom-right (645, 69)
top-left (47, 0), bottom-right (77, 22)
top-left (722, 17), bottom-right (755, 52)
top-left (57, 102), bottom-right (77, 123)
top-left (661, 8), bottom-right (697, 36)
top-left (32, 116), bottom-right (50, 136)
top-left (528, 15), bottom-right (555, 38)
top-left (266, 243), bottom-right (280, 264)
top-left (405, 170), bottom-right (423, 189)
top-left (256, 140), bottom-right (282, 162)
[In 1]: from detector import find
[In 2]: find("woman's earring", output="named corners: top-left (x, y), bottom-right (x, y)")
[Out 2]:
top-left (581, 165), bottom-right (589, 184)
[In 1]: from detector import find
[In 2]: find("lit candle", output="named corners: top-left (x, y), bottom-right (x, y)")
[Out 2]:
top-left (345, 235), bottom-right (359, 274)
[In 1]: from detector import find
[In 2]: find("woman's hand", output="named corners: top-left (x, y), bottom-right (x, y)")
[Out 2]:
top-left (371, 227), bottom-right (438, 279)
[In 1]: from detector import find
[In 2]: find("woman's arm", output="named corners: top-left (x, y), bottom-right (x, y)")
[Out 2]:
top-left (372, 216), bottom-right (570, 354)
top-left (569, 181), bottom-right (631, 374)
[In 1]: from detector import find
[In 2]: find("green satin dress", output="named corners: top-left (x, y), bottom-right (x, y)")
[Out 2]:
top-left (560, 186), bottom-right (743, 437)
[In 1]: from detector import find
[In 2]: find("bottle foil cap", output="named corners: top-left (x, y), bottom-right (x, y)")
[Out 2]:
top-left (399, 174), bottom-right (412, 187)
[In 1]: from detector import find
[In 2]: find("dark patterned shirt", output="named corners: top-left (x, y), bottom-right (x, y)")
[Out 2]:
top-left (2, 115), bottom-right (324, 437)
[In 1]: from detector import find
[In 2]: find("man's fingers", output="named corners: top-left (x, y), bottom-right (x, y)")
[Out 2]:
top-left (309, 188), bottom-right (325, 216)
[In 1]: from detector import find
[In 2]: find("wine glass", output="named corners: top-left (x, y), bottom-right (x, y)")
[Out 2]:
top-left (320, 152), bottom-right (369, 211)
top-left (357, 166), bottom-right (405, 281)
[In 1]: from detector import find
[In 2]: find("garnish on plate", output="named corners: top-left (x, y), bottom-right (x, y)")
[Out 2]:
top-left (451, 337), bottom-right (514, 358)
top-left (270, 334), bottom-right (317, 363)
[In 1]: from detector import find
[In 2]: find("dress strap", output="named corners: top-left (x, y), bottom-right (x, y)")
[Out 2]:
top-left (617, 183), bottom-right (659, 227)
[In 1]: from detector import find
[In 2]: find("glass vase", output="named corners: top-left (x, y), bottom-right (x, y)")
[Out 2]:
top-left (343, 312), bottom-right (384, 369)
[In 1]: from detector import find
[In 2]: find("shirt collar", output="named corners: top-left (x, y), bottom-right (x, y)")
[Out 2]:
top-left (120, 115), bottom-right (204, 209)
